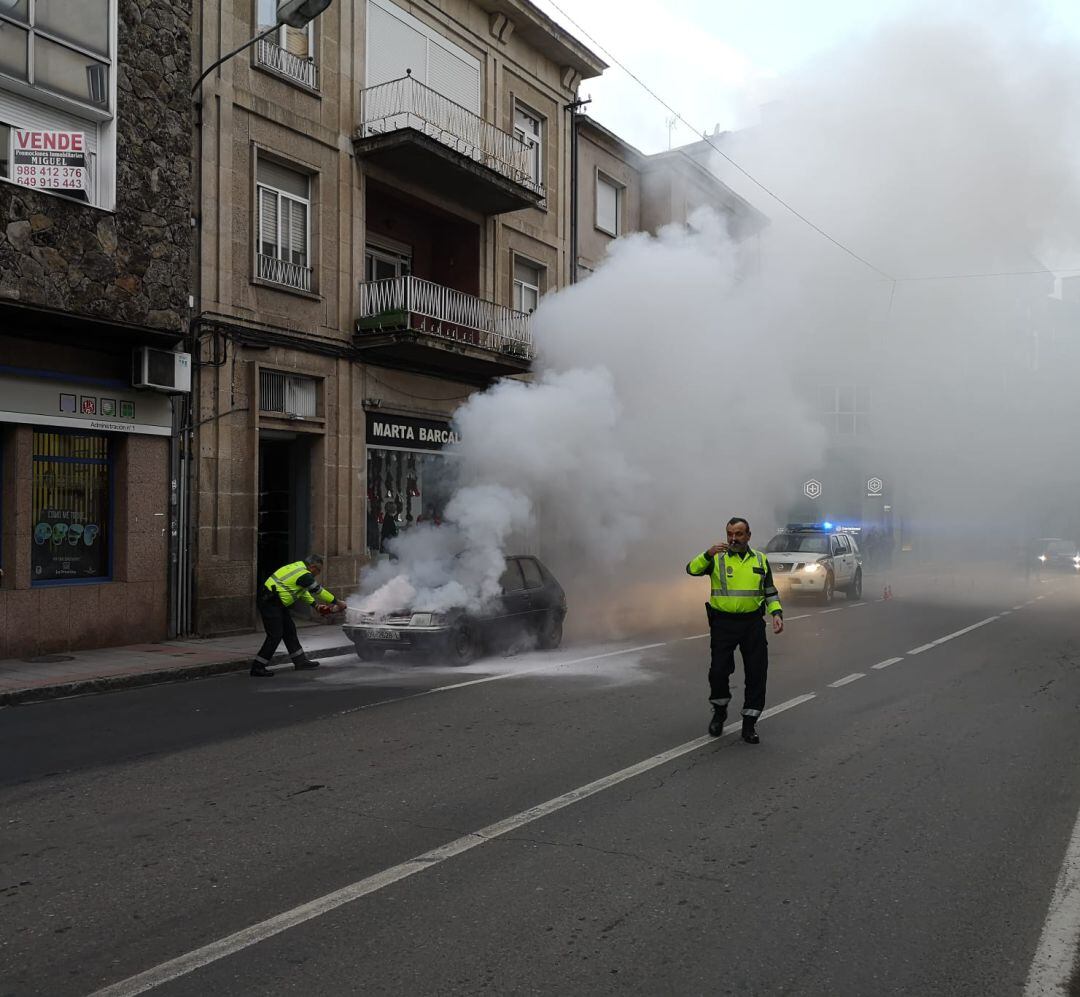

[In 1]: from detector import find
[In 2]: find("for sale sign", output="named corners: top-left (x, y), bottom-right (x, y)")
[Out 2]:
top-left (11, 131), bottom-right (88, 197)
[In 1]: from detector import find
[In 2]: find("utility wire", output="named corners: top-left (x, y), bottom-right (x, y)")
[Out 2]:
top-left (542, 0), bottom-right (895, 282)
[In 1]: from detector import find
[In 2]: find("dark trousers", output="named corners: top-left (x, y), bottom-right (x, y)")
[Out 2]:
top-left (707, 606), bottom-right (768, 718)
top-left (254, 590), bottom-right (305, 664)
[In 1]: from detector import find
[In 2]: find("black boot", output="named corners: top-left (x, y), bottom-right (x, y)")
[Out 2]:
top-left (741, 717), bottom-right (759, 744)
top-left (293, 657), bottom-right (320, 671)
top-left (250, 661), bottom-right (274, 677)
top-left (708, 705), bottom-right (727, 737)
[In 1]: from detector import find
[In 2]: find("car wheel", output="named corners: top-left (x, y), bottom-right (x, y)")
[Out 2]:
top-left (818, 573), bottom-right (835, 605)
top-left (537, 611), bottom-right (564, 650)
top-left (449, 622), bottom-right (478, 665)
top-left (847, 570), bottom-right (863, 600)
top-left (354, 645), bottom-right (385, 661)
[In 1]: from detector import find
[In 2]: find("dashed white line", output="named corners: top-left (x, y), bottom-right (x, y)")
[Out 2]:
top-left (828, 672), bottom-right (866, 687)
top-left (88, 693), bottom-right (818, 997)
top-left (847, 602), bottom-right (868, 608)
top-left (1012, 605), bottom-right (1024, 611)
top-left (872, 657), bottom-right (905, 670)
top-left (907, 641), bottom-right (938, 655)
top-left (907, 616), bottom-right (999, 655)
top-left (818, 608), bottom-right (844, 615)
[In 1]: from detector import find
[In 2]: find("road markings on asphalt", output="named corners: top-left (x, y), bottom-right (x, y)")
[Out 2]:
top-left (1013, 605), bottom-right (1024, 611)
top-left (88, 693), bottom-right (818, 997)
top-left (818, 608), bottom-right (844, 615)
top-left (1024, 793), bottom-right (1080, 997)
top-left (871, 657), bottom-right (904, 670)
top-left (828, 673), bottom-right (866, 687)
top-left (907, 616), bottom-right (999, 655)
top-left (847, 601), bottom-right (868, 608)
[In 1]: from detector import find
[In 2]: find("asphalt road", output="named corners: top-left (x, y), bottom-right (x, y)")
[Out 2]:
top-left (2, 569), bottom-right (1079, 996)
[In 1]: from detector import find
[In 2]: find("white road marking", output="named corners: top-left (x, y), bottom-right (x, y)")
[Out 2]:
top-left (88, 694), bottom-right (818, 997)
top-left (907, 616), bottom-right (999, 656)
top-left (847, 602), bottom-right (868, 608)
top-left (1012, 605), bottom-right (1024, 611)
top-left (1024, 795), bottom-right (1080, 997)
top-left (872, 657), bottom-right (905, 670)
top-left (818, 608), bottom-right (844, 615)
top-left (828, 673), bottom-right (866, 687)
top-left (1000, 610), bottom-right (1011, 616)
top-left (785, 614), bottom-right (812, 621)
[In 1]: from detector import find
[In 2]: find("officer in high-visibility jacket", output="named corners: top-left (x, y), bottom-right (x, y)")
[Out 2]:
top-left (250, 554), bottom-right (346, 677)
top-left (686, 517), bottom-right (783, 743)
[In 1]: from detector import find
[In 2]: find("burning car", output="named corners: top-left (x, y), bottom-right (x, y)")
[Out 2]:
top-left (342, 554), bottom-right (567, 665)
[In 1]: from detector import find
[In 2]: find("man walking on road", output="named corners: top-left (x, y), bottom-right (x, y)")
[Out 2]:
top-left (250, 554), bottom-right (347, 677)
top-left (686, 517), bottom-right (784, 743)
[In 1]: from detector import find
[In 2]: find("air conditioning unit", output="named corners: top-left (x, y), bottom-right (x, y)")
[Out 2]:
top-left (132, 348), bottom-right (192, 393)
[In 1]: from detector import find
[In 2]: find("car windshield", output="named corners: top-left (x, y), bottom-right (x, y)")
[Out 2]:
top-left (1047, 541), bottom-right (1077, 555)
top-left (765, 533), bottom-right (830, 554)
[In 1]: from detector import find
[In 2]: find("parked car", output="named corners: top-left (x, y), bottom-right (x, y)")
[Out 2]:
top-left (343, 554), bottom-right (567, 665)
top-left (1032, 538), bottom-right (1080, 573)
top-left (764, 523), bottom-right (863, 604)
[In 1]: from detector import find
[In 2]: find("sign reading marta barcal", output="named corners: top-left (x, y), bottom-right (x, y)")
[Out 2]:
top-left (11, 130), bottom-right (88, 199)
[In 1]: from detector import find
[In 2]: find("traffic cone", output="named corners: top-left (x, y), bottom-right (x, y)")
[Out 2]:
top-left (885, 585), bottom-right (893, 600)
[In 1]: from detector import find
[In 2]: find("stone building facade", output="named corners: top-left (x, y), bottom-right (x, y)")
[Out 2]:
top-left (0, 0), bottom-right (193, 658)
top-left (191, 0), bottom-right (605, 635)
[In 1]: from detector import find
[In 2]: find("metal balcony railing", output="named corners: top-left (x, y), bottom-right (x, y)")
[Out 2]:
top-left (257, 253), bottom-right (313, 293)
top-left (358, 276), bottom-right (534, 359)
top-left (256, 37), bottom-right (319, 90)
top-left (358, 75), bottom-right (546, 199)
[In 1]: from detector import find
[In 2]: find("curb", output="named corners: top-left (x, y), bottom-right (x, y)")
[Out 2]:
top-left (0, 642), bottom-right (358, 707)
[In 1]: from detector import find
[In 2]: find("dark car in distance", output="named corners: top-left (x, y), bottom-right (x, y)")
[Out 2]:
top-left (342, 554), bottom-right (567, 665)
top-left (1033, 538), bottom-right (1080, 573)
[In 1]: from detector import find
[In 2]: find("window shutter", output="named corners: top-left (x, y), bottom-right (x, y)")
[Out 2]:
top-left (256, 158), bottom-right (309, 199)
top-left (259, 187), bottom-right (279, 256)
top-left (287, 198), bottom-right (308, 266)
top-left (597, 176), bottom-right (619, 234)
top-left (428, 38), bottom-right (479, 112)
top-left (366, 1), bottom-right (427, 87)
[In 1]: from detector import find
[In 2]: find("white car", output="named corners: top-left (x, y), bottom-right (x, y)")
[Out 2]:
top-left (764, 525), bottom-right (863, 604)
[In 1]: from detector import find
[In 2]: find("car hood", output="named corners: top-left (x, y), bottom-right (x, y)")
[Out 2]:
top-left (767, 552), bottom-right (826, 565)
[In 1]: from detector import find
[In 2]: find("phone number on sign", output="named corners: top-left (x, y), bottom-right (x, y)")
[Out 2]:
top-left (13, 166), bottom-right (85, 189)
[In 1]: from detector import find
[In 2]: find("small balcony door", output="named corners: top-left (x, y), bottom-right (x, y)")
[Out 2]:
top-left (365, 240), bottom-right (412, 282)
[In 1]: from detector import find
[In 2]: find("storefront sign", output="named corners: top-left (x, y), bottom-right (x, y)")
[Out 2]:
top-left (366, 412), bottom-right (461, 451)
top-left (12, 130), bottom-right (88, 197)
top-left (0, 371), bottom-right (172, 436)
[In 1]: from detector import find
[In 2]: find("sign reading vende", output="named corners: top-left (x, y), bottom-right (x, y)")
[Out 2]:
top-left (11, 131), bottom-right (88, 197)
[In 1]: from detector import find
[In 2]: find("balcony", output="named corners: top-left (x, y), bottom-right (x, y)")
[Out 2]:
top-left (356, 276), bottom-right (534, 381)
top-left (255, 37), bottom-right (319, 90)
top-left (354, 75), bottom-right (546, 215)
top-left (257, 253), bottom-right (313, 293)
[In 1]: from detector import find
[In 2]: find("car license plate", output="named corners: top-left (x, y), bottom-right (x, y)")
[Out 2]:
top-left (368, 628), bottom-right (400, 641)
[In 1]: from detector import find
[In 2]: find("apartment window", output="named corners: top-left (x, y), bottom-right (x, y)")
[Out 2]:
top-left (31, 430), bottom-right (111, 584)
top-left (513, 103), bottom-right (542, 187)
top-left (820, 385), bottom-right (870, 436)
top-left (0, 0), bottom-right (115, 206)
top-left (256, 157), bottom-right (313, 293)
top-left (256, 0), bottom-right (318, 89)
top-left (260, 370), bottom-right (318, 418)
top-left (513, 258), bottom-right (543, 314)
top-left (596, 173), bottom-right (622, 237)
top-left (365, 240), bottom-right (412, 282)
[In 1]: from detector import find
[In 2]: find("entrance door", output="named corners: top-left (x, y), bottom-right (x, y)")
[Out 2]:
top-left (257, 435), bottom-right (311, 585)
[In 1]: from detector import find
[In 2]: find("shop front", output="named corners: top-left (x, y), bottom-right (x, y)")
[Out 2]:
top-left (0, 368), bottom-right (174, 659)
top-left (365, 410), bottom-right (460, 553)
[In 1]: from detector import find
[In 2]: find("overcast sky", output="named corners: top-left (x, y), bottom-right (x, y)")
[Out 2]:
top-left (531, 0), bottom-right (1080, 154)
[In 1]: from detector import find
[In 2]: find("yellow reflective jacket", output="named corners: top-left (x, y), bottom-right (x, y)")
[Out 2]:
top-left (686, 547), bottom-right (783, 616)
top-left (264, 561), bottom-right (336, 608)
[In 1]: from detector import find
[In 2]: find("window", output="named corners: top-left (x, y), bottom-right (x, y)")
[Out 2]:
top-left (596, 173), bottom-right (622, 236)
top-left (513, 258), bottom-right (543, 314)
top-left (259, 371), bottom-right (318, 418)
top-left (820, 385), bottom-right (870, 436)
top-left (365, 241), bottom-right (412, 282)
top-left (519, 557), bottom-right (544, 590)
top-left (0, 0), bottom-right (114, 206)
top-left (256, 157), bottom-right (312, 293)
top-left (31, 431), bottom-right (111, 584)
top-left (513, 103), bottom-right (542, 186)
top-left (256, 0), bottom-right (319, 89)
top-left (499, 559), bottom-right (526, 593)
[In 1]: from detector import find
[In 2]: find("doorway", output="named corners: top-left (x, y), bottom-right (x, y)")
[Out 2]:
top-left (257, 433), bottom-right (311, 585)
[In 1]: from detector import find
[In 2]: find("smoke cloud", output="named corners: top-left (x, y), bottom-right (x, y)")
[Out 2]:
top-left (355, 3), bottom-right (1080, 633)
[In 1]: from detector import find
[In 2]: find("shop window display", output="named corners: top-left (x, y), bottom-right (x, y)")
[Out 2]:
top-left (366, 447), bottom-right (454, 554)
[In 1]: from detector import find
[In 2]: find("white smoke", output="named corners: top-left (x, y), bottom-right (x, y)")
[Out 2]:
top-left (354, 2), bottom-right (1080, 630)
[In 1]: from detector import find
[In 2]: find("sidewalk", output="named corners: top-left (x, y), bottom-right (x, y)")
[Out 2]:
top-left (0, 623), bottom-right (358, 707)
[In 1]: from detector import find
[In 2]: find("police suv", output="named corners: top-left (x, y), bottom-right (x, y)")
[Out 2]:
top-left (764, 524), bottom-right (863, 605)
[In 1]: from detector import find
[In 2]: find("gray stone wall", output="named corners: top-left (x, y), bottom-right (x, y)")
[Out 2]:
top-left (0, 0), bottom-right (192, 334)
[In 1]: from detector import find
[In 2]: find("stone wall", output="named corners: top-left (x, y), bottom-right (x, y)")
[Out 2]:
top-left (0, 0), bottom-right (193, 334)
